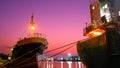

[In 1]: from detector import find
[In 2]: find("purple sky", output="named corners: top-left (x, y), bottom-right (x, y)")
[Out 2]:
top-left (0, 0), bottom-right (91, 58)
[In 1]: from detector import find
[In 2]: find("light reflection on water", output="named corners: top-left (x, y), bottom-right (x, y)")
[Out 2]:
top-left (67, 61), bottom-right (72, 68)
top-left (38, 61), bottom-right (86, 68)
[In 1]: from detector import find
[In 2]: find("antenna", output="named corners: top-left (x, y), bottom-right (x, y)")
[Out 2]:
top-left (30, 14), bottom-right (36, 37)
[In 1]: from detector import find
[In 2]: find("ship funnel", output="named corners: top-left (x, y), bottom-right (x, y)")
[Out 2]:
top-left (90, 0), bottom-right (101, 28)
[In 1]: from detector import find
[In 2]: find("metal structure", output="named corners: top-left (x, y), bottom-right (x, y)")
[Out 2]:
top-left (77, 0), bottom-right (120, 68)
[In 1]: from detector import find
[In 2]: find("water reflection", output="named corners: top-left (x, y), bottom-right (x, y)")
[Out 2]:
top-left (39, 60), bottom-right (86, 68)
top-left (61, 61), bottom-right (63, 68)
top-left (67, 61), bottom-right (72, 68)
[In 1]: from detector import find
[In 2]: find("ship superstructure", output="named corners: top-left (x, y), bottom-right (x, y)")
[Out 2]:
top-left (0, 15), bottom-right (48, 68)
top-left (77, 0), bottom-right (120, 68)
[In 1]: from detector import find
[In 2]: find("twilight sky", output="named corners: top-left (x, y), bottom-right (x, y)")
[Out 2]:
top-left (0, 0), bottom-right (91, 58)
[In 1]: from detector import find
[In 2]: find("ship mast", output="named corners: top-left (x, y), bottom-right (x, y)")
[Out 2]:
top-left (30, 14), bottom-right (36, 37)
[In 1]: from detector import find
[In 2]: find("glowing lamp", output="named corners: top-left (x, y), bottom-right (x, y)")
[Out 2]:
top-left (119, 11), bottom-right (120, 16)
top-left (87, 29), bottom-right (105, 37)
top-left (104, 4), bottom-right (108, 9)
top-left (8, 56), bottom-right (11, 60)
top-left (11, 48), bottom-right (13, 51)
top-left (92, 6), bottom-right (95, 10)
top-left (31, 26), bottom-right (35, 30)
top-left (93, 32), bottom-right (102, 36)
top-left (68, 53), bottom-right (71, 57)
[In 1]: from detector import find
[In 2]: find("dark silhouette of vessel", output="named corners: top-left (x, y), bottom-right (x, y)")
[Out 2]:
top-left (0, 15), bottom-right (48, 68)
top-left (77, 0), bottom-right (120, 68)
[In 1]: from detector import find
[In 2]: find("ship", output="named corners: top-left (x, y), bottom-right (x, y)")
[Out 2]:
top-left (77, 0), bottom-right (120, 68)
top-left (0, 15), bottom-right (48, 68)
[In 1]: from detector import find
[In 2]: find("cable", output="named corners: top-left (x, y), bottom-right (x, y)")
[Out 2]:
top-left (11, 45), bottom-right (42, 62)
top-left (0, 45), bottom-right (43, 67)
top-left (13, 47), bottom-right (44, 67)
top-left (48, 43), bottom-right (76, 58)
top-left (11, 41), bottom-right (78, 67)
top-left (19, 62), bottom-right (37, 68)
top-left (46, 41), bottom-right (78, 53)
top-left (0, 40), bottom-right (80, 68)
top-left (11, 42), bottom-right (77, 67)
top-left (13, 53), bottom-right (36, 67)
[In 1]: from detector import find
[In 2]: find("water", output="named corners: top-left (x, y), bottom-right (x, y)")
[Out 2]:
top-left (38, 61), bottom-right (86, 68)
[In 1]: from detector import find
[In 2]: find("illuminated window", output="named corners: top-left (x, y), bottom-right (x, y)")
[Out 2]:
top-left (92, 6), bottom-right (95, 10)
top-left (101, 5), bottom-right (105, 10)
top-left (104, 4), bottom-right (108, 9)
top-left (119, 11), bottom-right (120, 16)
top-left (8, 56), bottom-right (11, 60)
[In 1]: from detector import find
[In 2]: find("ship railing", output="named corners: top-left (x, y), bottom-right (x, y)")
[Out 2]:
top-left (34, 33), bottom-right (46, 38)
top-left (83, 23), bottom-right (93, 36)
top-left (19, 33), bottom-right (46, 40)
top-left (83, 18), bottom-right (103, 36)
top-left (28, 33), bottom-right (46, 38)
top-left (83, 19), bottom-right (120, 36)
top-left (83, 17), bottom-right (120, 36)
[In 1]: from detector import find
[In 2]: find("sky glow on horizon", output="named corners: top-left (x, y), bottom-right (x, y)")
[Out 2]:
top-left (0, 0), bottom-right (91, 57)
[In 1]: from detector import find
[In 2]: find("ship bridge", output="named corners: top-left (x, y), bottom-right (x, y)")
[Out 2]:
top-left (16, 14), bottom-right (48, 48)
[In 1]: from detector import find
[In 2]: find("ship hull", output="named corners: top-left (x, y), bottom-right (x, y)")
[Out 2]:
top-left (1, 37), bottom-right (48, 68)
top-left (77, 28), bottom-right (120, 68)
top-left (8, 43), bottom-right (46, 68)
